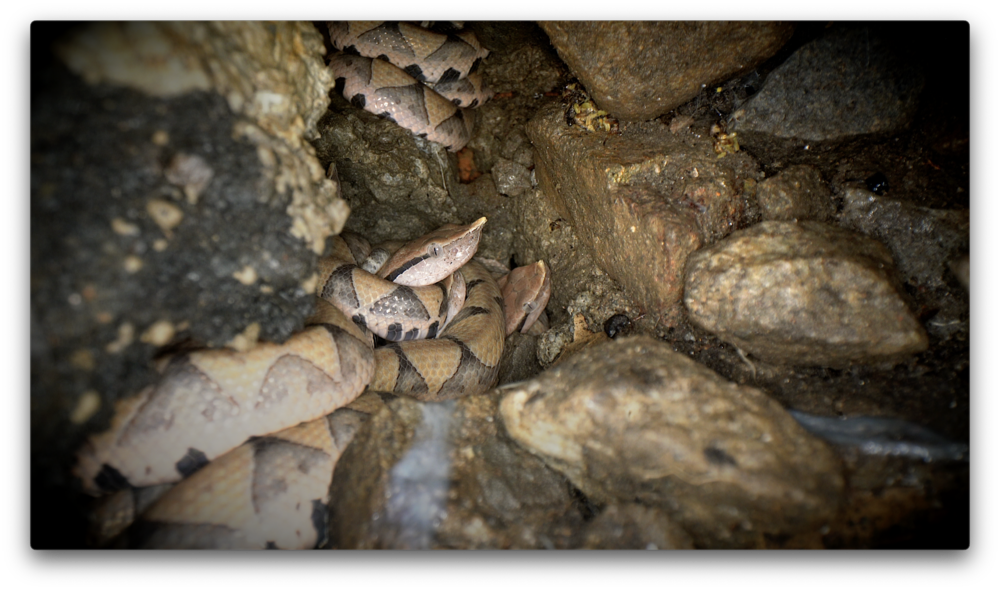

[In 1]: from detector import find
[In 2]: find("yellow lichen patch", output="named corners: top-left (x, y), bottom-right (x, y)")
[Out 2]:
top-left (227, 322), bottom-right (261, 353)
top-left (123, 255), bottom-right (144, 273)
top-left (147, 199), bottom-right (184, 236)
top-left (563, 82), bottom-right (619, 135)
top-left (70, 348), bottom-right (96, 372)
top-left (106, 322), bottom-right (135, 354)
top-left (69, 390), bottom-right (102, 425)
top-left (711, 122), bottom-right (740, 157)
top-left (232, 265), bottom-right (258, 285)
top-left (713, 132), bottom-right (740, 157)
top-left (111, 217), bottom-right (140, 236)
top-left (606, 156), bottom-right (672, 187)
top-left (140, 320), bottom-right (176, 346)
top-left (152, 238), bottom-right (168, 252)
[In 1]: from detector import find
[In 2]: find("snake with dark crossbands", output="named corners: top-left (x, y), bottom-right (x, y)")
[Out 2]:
top-left (327, 21), bottom-right (493, 152)
top-left (74, 217), bottom-right (552, 548)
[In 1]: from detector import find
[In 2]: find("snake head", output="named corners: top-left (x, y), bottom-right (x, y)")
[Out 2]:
top-left (501, 260), bottom-right (552, 336)
top-left (379, 217), bottom-right (486, 286)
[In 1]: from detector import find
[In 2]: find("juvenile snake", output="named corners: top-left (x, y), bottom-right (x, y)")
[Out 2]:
top-left (76, 218), bottom-right (551, 548)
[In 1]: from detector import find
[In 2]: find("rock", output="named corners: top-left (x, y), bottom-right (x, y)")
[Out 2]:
top-left (328, 393), bottom-right (586, 549)
top-left (539, 22), bottom-right (793, 121)
top-left (493, 157), bottom-right (533, 197)
top-left (729, 25), bottom-right (925, 162)
top-left (838, 187), bottom-right (968, 341)
top-left (500, 336), bottom-right (844, 548)
top-left (528, 103), bottom-right (759, 329)
top-left (684, 221), bottom-right (928, 366)
top-left (581, 504), bottom-right (694, 549)
top-left (31, 22), bottom-right (344, 548)
top-left (756, 164), bottom-right (835, 222)
top-left (838, 188), bottom-right (969, 292)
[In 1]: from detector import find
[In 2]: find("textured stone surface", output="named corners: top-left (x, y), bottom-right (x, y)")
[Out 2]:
top-left (328, 393), bottom-right (585, 549)
top-left (838, 188), bottom-right (969, 342)
top-left (500, 336), bottom-right (844, 548)
top-left (539, 21), bottom-right (793, 121)
top-left (757, 164), bottom-right (835, 222)
top-left (729, 25), bottom-right (925, 160)
top-left (492, 157), bottom-right (532, 197)
top-left (528, 102), bottom-right (759, 329)
top-left (36, 20), bottom-right (967, 551)
top-left (32, 22), bottom-right (343, 548)
top-left (838, 188), bottom-right (969, 292)
top-left (684, 221), bottom-right (928, 366)
top-left (581, 504), bottom-right (695, 549)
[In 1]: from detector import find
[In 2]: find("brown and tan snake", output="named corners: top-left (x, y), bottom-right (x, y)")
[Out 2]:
top-left (327, 21), bottom-right (493, 152)
top-left (75, 217), bottom-right (551, 548)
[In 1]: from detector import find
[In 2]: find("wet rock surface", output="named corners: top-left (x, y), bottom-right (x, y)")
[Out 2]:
top-left (33, 21), bottom-right (969, 549)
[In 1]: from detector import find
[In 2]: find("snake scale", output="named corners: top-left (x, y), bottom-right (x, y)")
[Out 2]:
top-left (75, 216), bottom-right (552, 549)
top-left (327, 21), bottom-right (493, 152)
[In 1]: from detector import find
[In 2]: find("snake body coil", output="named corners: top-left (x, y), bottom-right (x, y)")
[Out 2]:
top-left (73, 299), bottom-right (374, 497)
top-left (75, 216), bottom-right (553, 549)
top-left (327, 21), bottom-right (492, 151)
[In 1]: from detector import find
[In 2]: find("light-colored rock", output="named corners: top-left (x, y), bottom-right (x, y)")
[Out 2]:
top-left (684, 220), bottom-right (928, 366)
top-left (500, 336), bottom-right (844, 548)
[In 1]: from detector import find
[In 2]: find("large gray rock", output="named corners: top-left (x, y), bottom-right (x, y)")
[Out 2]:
top-left (729, 25), bottom-right (925, 160)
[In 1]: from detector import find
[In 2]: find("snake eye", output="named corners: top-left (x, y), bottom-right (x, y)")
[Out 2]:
top-left (522, 301), bottom-right (538, 313)
top-left (429, 243), bottom-right (442, 257)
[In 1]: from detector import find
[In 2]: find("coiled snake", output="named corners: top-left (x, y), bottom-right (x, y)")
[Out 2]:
top-left (327, 21), bottom-right (493, 152)
top-left (74, 217), bottom-right (551, 548)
